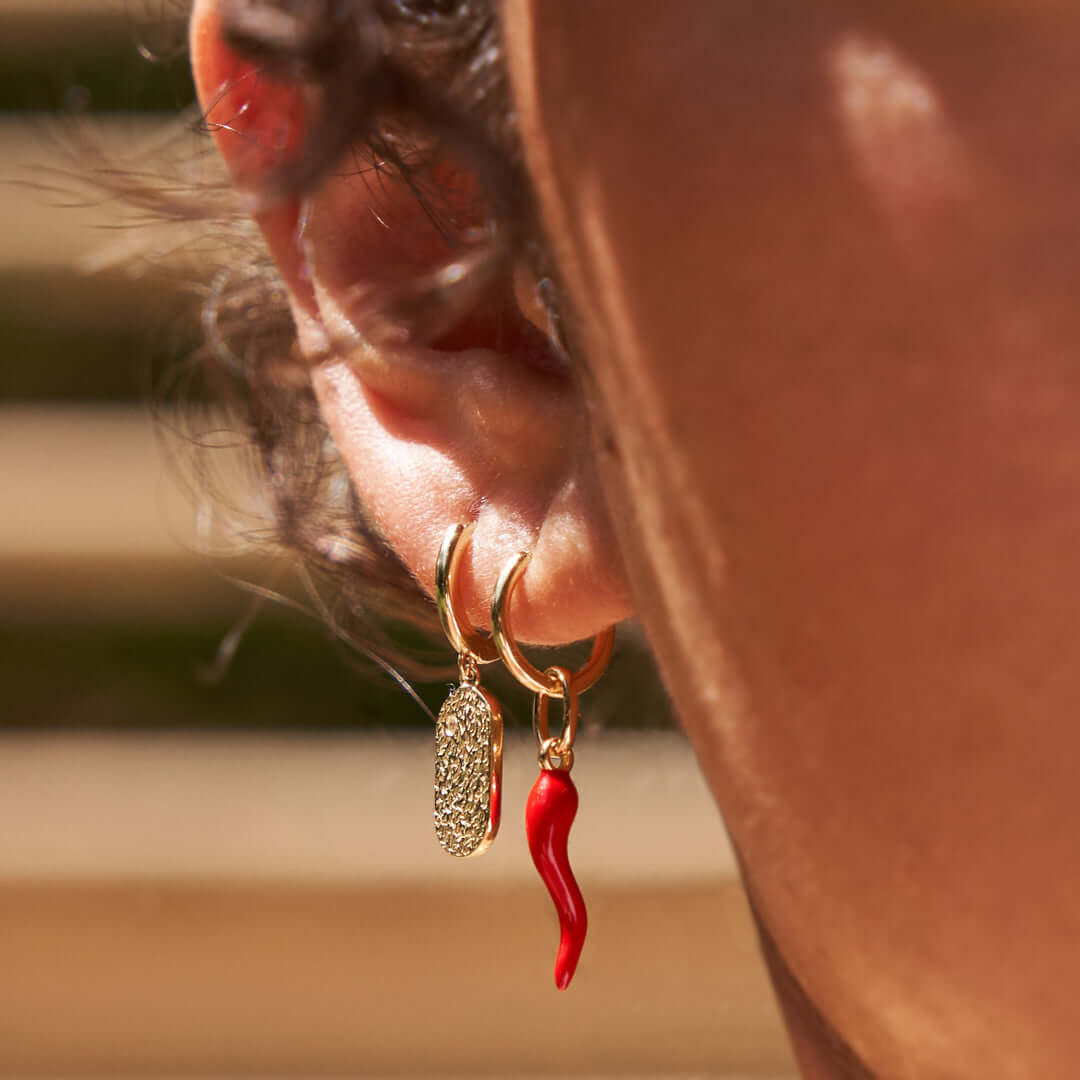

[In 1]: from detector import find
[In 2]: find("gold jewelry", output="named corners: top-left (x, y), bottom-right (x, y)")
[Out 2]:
top-left (491, 549), bottom-right (615, 989)
top-left (432, 523), bottom-right (503, 858)
top-left (491, 550), bottom-right (615, 697)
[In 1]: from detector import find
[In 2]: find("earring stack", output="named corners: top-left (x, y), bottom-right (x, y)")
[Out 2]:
top-left (433, 523), bottom-right (615, 989)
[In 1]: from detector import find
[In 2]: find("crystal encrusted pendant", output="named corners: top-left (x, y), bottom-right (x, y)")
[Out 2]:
top-left (434, 679), bottom-right (503, 857)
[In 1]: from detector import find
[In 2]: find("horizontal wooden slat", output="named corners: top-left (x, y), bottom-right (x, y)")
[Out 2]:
top-left (1, 117), bottom-right (212, 273)
top-left (0, 0), bottom-right (128, 15)
top-left (0, 732), bottom-right (737, 882)
top-left (0, 405), bottom-right (196, 559)
top-left (0, 404), bottom-right (263, 617)
top-left (0, 880), bottom-right (794, 1076)
top-left (0, 732), bottom-right (795, 1076)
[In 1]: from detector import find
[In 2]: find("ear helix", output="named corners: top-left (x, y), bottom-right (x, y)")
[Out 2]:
top-left (191, 5), bottom-right (319, 314)
top-left (193, 10), bottom-right (306, 191)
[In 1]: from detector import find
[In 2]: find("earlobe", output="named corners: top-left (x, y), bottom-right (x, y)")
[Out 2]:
top-left (189, 0), bottom-right (632, 645)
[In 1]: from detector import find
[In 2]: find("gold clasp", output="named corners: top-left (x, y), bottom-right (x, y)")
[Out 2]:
top-left (533, 666), bottom-right (578, 771)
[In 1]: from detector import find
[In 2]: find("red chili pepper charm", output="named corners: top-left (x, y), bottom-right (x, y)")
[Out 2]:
top-left (526, 767), bottom-right (587, 990)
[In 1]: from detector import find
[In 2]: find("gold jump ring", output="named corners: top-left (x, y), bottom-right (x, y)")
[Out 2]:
top-left (533, 665), bottom-right (579, 755)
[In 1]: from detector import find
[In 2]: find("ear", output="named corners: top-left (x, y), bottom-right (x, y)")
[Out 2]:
top-left (189, 2), bottom-right (314, 314)
top-left (188, 0), bottom-right (630, 644)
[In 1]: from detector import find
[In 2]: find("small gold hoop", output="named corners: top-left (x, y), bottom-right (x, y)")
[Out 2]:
top-left (491, 550), bottom-right (615, 697)
top-left (538, 736), bottom-right (575, 772)
top-left (533, 666), bottom-right (578, 754)
top-left (435, 523), bottom-right (499, 664)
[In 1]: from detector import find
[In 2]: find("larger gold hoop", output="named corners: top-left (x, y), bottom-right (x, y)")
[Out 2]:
top-left (435, 523), bottom-right (499, 664)
top-left (491, 550), bottom-right (615, 697)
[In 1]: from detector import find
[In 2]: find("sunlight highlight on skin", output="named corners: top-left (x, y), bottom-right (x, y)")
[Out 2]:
top-left (827, 34), bottom-right (974, 231)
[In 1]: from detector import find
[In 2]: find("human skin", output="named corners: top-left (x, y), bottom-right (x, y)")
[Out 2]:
top-left (500, 2), bottom-right (1080, 1075)
top-left (193, 1), bottom-right (1080, 1075)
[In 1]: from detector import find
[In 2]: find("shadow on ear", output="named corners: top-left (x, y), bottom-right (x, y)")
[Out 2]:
top-left (188, 0), bottom-right (631, 645)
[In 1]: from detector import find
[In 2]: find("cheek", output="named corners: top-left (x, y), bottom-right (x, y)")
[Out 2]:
top-left (506, 0), bottom-right (1080, 1071)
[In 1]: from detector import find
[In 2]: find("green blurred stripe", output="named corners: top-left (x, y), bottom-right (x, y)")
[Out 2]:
top-left (0, 618), bottom-right (674, 730)
top-left (0, 14), bottom-right (195, 113)
top-left (0, 270), bottom-right (200, 402)
top-left (0, 617), bottom-right (445, 729)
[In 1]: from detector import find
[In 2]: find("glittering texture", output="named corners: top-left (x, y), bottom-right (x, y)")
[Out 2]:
top-left (434, 683), bottom-right (499, 857)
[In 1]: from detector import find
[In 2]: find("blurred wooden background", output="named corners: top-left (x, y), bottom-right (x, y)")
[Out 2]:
top-left (0, 2), bottom-right (796, 1075)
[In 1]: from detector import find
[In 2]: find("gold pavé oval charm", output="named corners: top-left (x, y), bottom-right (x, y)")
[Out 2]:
top-left (434, 682), bottom-right (503, 857)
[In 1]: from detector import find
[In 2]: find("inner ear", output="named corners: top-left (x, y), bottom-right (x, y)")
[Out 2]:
top-left (189, 0), bottom-right (632, 644)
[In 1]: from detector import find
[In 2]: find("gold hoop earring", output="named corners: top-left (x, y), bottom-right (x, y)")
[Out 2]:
top-left (432, 523), bottom-right (503, 858)
top-left (491, 550), bottom-right (615, 697)
top-left (491, 548), bottom-right (615, 989)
